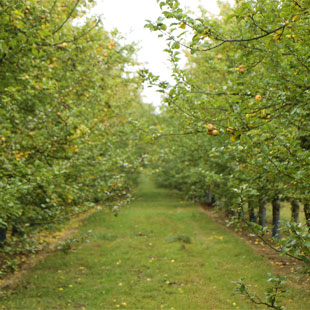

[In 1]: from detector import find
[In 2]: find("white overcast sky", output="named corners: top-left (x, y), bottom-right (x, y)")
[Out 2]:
top-left (91, 0), bottom-right (234, 107)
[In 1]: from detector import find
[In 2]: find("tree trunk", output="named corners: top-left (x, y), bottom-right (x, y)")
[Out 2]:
top-left (237, 204), bottom-right (245, 219)
top-left (0, 227), bottom-right (7, 244)
top-left (248, 201), bottom-right (257, 223)
top-left (204, 192), bottom-right (216, 206)
top-left (291, 200), bottom-right (300, 223)
top-left (211, 195), bottom-right (216, 205)
top-left (304, 203), bottom-right (310, 228)
top-left (272, 198), bottom-right (281, 238)
top-left (258, 199), bottom-right (267, 227)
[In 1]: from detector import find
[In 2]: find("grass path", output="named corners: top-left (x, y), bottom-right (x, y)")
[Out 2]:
top-left (1, 176), bottom-right (309, 310)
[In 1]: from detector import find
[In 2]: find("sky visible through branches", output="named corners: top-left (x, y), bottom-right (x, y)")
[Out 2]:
top-left (92, 0), bottom-right (233, 107)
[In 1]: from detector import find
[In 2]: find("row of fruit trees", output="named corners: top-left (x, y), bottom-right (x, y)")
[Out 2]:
top-left (142, 0), bottom-right (310, 307)
top-left (0, 0), bottom-right (154, 275)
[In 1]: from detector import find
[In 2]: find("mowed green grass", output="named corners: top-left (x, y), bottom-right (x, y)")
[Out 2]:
top-left (2, 177), bottom-right (310, 310)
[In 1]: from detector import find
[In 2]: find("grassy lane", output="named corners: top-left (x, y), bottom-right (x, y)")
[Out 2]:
top-left (1, 176), bottom-right (309, 310)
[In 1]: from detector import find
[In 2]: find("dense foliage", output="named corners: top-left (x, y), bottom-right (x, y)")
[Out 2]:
top-left (0, 0), bottom-right (150, 262)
